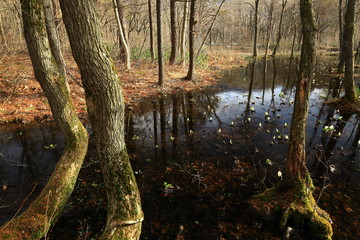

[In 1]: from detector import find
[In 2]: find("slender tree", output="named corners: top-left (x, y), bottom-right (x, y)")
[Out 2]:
top-left (113, 0), bottom-right (131, 69)
top-left (337, 0), bottom-right (345, 73)
top-left (59, 0), bottom-right (143, 239)
top-left (148, 0), bottom-right (155, 62)
top-left (342, 0), bottom-right (358, 103)
top-left (253, 0), bottom-right (259, 57)
top-left (169, 0), bottom-right (177, 65)
top-left (0, 0), bottom-right (88, 238)
top-left (180, 0), bottom-right (188, 65)
top-left (156, 0), bottom-right (164, 85)
top-left (272, 0), bottom-right (288, 56)
top-left (186, 0), bottom-right (196, 81)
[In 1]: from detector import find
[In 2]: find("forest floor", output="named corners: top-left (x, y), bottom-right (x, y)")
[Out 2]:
top-left (0, 50), bottom-right (247, 124)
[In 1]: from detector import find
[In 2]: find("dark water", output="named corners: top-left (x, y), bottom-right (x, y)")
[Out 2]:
top-left (0, 57), bottom-right (359, 239)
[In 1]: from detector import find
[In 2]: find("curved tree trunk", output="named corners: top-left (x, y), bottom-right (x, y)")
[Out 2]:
top-left (169, 0), bottom-right (177, 65)
top-left (343, 0), bottom-right (358, 102)
top-left (0, 1), bottom-right (88, 239)
top-left (59, 0), bottom-right (143, 239)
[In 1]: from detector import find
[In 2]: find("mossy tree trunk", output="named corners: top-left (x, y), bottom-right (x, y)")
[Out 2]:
top-left (0, 0), bottom-right (88, 239)
top-left (59, 0), bottom-right (143, 239)
top-left (342, 0), bottom-right (358, 103)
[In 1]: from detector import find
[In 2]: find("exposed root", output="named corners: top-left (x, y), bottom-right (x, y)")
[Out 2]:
top-left (249, 175), bottom-right (333, 240)
top-left (325, 96), bottom-right (360, 113)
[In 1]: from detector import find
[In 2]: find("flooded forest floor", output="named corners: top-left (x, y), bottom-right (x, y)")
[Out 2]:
top-left (0, 50), bottom-right (246, 124)
top-left (1, 53), bottom-right (360, 240)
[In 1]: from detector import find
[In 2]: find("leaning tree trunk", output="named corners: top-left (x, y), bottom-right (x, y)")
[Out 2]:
top-left (0, 0), bottom-right (88, 238)
top-left (186, 0), bottom-right (196, 81)
top-left (169, 0), bottom-right (177, 65)
top-left (342, 0), bottom-right (358, 103)
top-left (156, 0), bottom-right (164, 85)
top-left (113, 0), bottom-right (131, 70)
top-left (59, 0), bottom-right (143, 239)
top-left (272, 0), bottom-right (287, 57)
top-left (253, 0), bottom-right (259, 57)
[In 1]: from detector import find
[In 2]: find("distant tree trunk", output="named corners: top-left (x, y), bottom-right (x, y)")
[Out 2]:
top-left (156, 0), bottom-right (164, 85)
top-left (337, 0), bottom-right (345, 73)
top-left (253, 0), bottom-right (259, 57)
top-left (0, 1), bottom-right (88, 238)
top-left (44, 0), bottom-right (67, 79)
top-left (290, 22), bottom-right (297, 59)
top-left (148, 0), bottom-right (155, 62)
top-left (272, 0), bottom-right (287, 57)
top-left (180, 0), bottom-right (188, 65)
top-left (264, 0), bottom-right (275, 58)
top-left (342, 0), bottom-right (358, 102)
top-left (186, 0), bottom-right (196, 81)
top-left (0, 13), bottom-right (7, 50)
top-left (113, 0), bottom-right (131, 70)
top-left (286, 0), bottom-right (317, 178)
top-left (59, 0), bottom-right (143, 239)
top-left (169, 0), bottom-right (177, 65)
top-left (196, 0), bottom-right (225, 58)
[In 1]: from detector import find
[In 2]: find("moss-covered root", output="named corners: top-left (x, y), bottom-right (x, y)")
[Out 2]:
top-left (251, 176), bottom-right (333, 240)
top-left (280, 201), bottom-right (333, 240)
top-left (99, 221), bottom-right (142, 240)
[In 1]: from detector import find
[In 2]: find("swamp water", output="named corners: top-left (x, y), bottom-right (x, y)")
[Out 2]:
top-left (0, 57), bottom-right (359, 239)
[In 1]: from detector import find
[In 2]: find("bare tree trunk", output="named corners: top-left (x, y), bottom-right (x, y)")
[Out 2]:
top-left (113, 0), bottom-right (131, 70)
top-left (0, 12), bottom-right (7, 50)
top-left (286, 0), bottom-right (317, 179)
top-left (337, 0), bottom-right (345, 73)
top-left (264, 0), bottom-right (275, 58)
top-left (148, 0), bottom-right (155, 62)
top-left (0, 1), bottom-right (88, 238)
top-left (272, 0), bottom-right (287, 56)
top-left (186, 0), bottom-right (196, 81)
top-left (180, 0), bottom-right (188, 65)
top-left (44, 0), bottom-right (67, 79)
top-left (196, 0), bottom-right (225, 58)
top-left (156, 0), bottom-right (164, 85)
top-left (59, 0), bottom-right (143, 239)
top-left (253, 0), bottom-right (259, 57)
top-left (169, 0), bottom-right (177, 65)
top-left (290, 22), bottom-right (297, 59)
top-left (343, 0), bottom-right (358, 102)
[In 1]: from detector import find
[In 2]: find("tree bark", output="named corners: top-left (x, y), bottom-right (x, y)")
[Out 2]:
top-left (44, 0), bottom-right (67, 79)
top-left (337, 0), bottom-right (345, 73)
top-left (113, 0), bottom-right (131, 70)
top-left (286, 0), bottom-right (317, 178)
top-left (342, 0), bottom-right (358, 102)
top-left (180, 0), bottom-right (188, 65)
top-left (253, 0), bottom-right (259, 57)
top-left (186, 0), bottom-right (196, 81)
top-left (156, 0), bottom-right (164, 85)
top-left (272, 0), bottom-right (287, 56)
top-left (148, 0), bottom-right (155, 62)
top-left (0, 0), bottom-right (88, 238)
top-left (169, 0), bottom-right (177, 65)
top-left (59, 0), bottom-right (143, 239)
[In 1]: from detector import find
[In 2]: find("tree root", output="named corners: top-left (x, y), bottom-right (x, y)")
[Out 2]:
top-left (249, 175), bottom-right (333, 240)
top-left (325, 96), bottom-right (360, 113)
